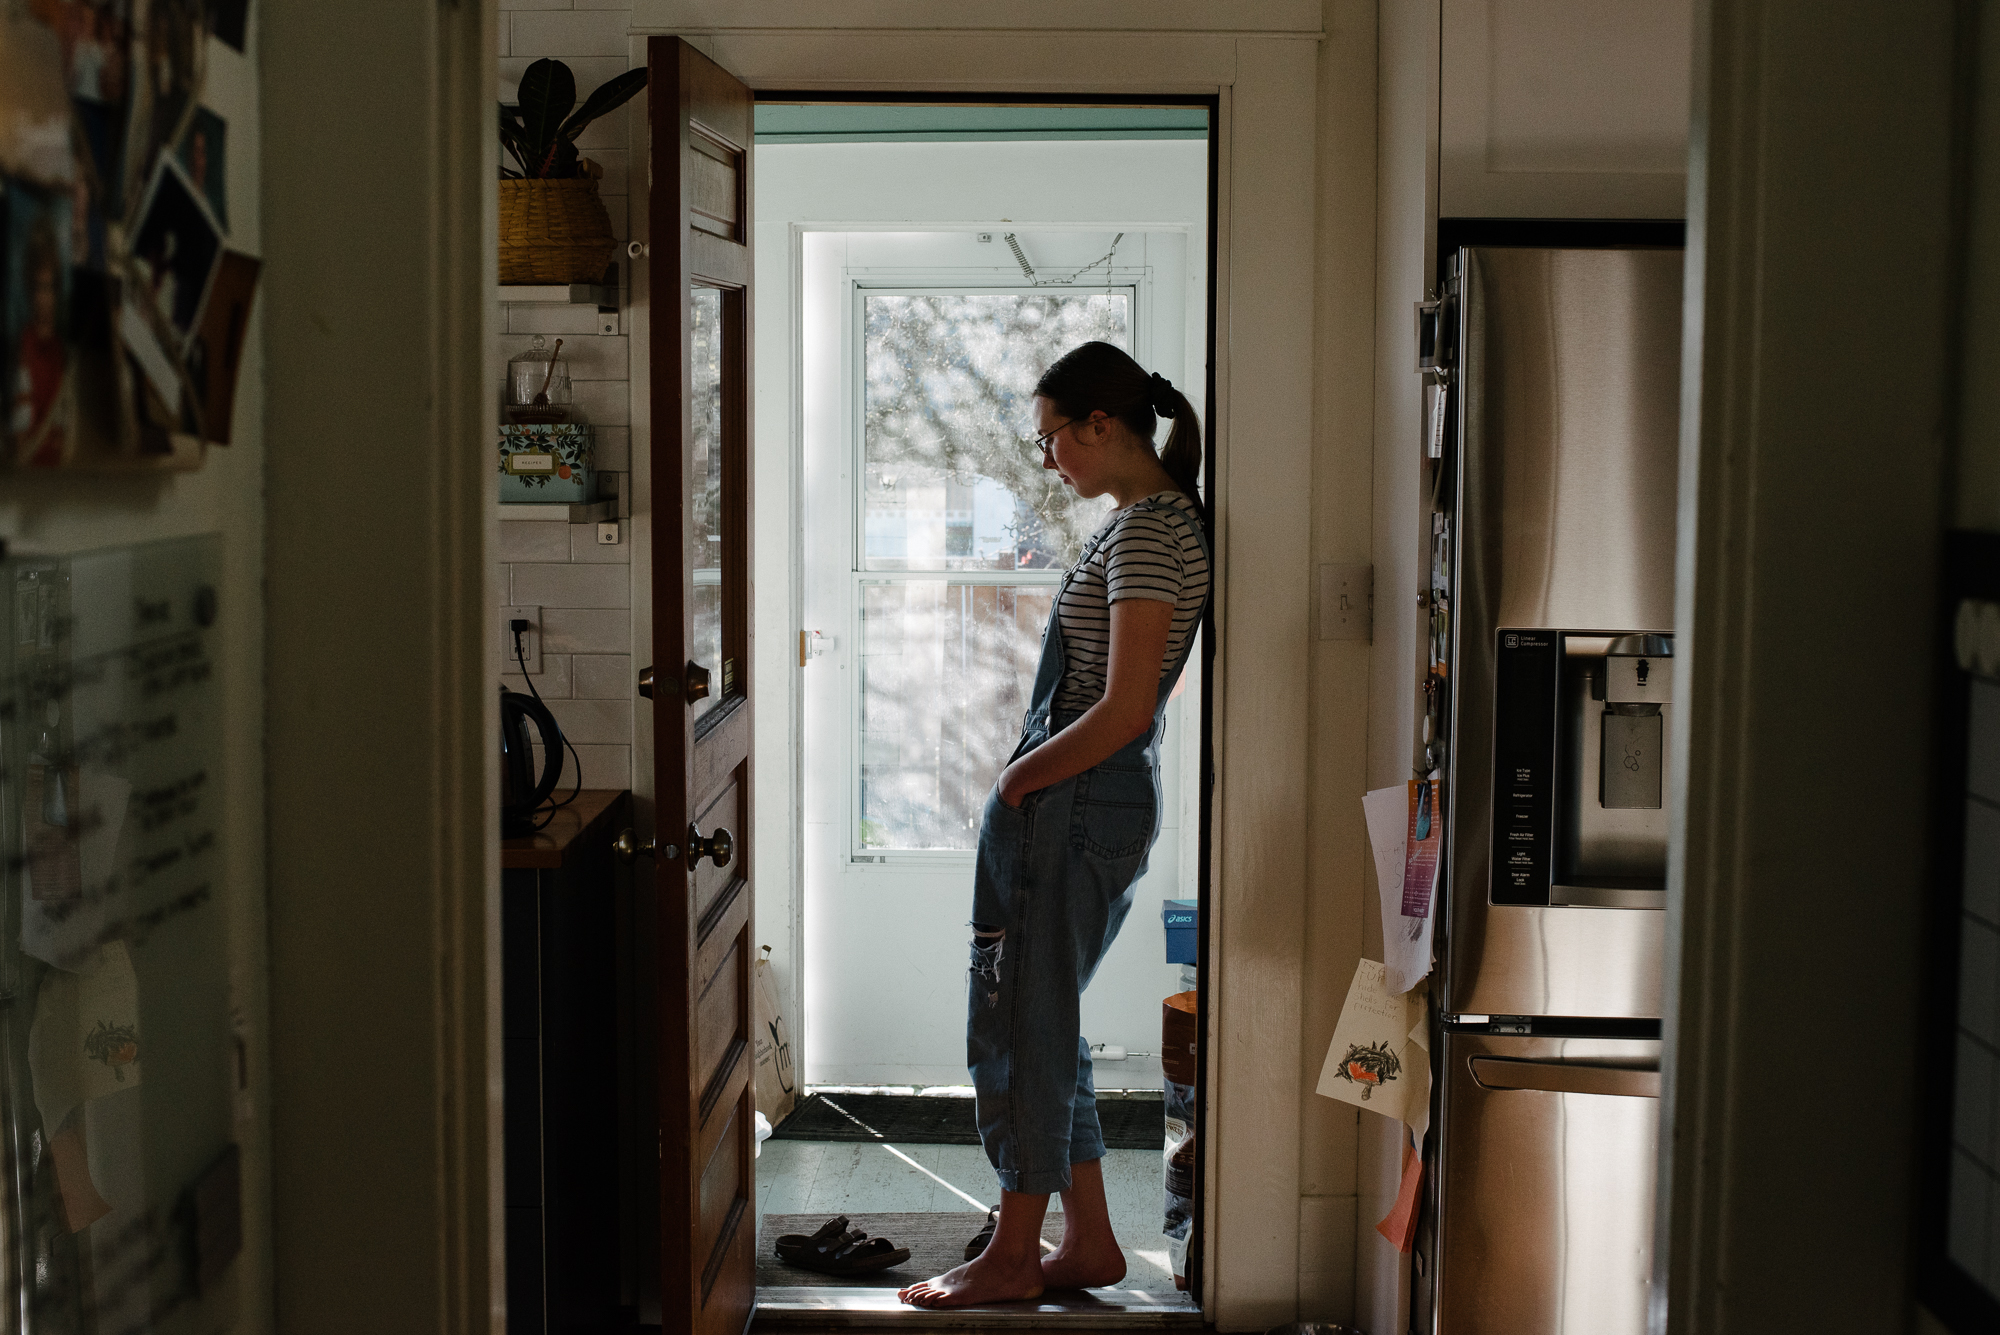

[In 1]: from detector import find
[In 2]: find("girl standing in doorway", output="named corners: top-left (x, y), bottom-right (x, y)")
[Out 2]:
top-left (900, 342), bottom-right (1211, 1308)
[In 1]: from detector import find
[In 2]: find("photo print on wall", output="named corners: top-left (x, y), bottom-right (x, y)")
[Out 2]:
top-left (0, 0), bottom-right (258, 471)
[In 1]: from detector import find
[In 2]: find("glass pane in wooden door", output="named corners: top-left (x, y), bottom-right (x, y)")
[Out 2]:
top-left (690, 283), bottom-right (725, 723)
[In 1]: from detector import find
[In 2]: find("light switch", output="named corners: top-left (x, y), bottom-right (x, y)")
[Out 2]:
top-left (1317, 564), bottom-right (1372, 642)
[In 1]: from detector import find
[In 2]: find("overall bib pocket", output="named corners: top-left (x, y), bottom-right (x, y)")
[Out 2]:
top-left (1069, 764), bottom-right (1156, 860)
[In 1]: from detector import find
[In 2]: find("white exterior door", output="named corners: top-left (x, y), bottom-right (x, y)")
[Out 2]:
top-left (798, 227), bottom-right (1204, 1088)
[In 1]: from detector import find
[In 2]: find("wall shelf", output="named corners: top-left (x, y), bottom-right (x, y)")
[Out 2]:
top-left (500, 282), bottom-right (613, 306)
top-left (499, 263), bottom-right (621, 334)
top-left (499, 500), bottom-right (613, 524)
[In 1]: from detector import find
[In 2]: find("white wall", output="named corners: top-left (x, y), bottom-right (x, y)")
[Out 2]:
top-left (751, 139), bottom-right (1208, 1086)
top-left (1439, 0), bottom-right (1691, 218)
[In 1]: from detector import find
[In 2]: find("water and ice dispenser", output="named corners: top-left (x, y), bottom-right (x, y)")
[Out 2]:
top-left (1491, 630), bottom-right (1672, 909)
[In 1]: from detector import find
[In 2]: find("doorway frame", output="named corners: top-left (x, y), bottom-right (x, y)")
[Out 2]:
top-left (625, 7), bottom-right (1328, 1328)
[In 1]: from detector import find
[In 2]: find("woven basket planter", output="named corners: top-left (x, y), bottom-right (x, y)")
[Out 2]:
top-left (499, 166), bottom-right (615, 285)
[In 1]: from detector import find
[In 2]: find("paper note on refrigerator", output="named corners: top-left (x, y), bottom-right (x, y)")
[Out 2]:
top-left (1317, 959), bottom-right (1424, 1124)
top-left (1365, 785), bottom-right (1433, 993)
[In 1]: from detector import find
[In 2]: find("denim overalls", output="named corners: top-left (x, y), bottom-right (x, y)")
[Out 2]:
top-left (966, 492), bottom-right (1210, 1196)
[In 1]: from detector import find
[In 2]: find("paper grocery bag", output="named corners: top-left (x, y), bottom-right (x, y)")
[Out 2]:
top-left (752, 947), bottom-right (797, 1126)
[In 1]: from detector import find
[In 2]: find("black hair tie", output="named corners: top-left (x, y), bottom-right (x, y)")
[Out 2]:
top-left (1149, 371), bottom-right (1178, 418)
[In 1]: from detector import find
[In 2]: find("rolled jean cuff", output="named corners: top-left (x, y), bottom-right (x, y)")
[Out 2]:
top-left (997, 1164), bottom-right (1074, 1196)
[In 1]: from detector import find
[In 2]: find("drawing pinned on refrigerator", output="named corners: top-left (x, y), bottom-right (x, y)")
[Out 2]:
top-left (1317, 959), bottom-right (1426, 1125)
top-left (1365, 784), bottom-right (1434, 993)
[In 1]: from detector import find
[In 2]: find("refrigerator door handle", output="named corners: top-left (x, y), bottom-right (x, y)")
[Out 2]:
top-left (1469, 1055), bottom-right (1661, 1098)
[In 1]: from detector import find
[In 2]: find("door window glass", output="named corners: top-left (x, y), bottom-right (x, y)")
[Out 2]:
top-left (691, 284), bottom-right (725, 722)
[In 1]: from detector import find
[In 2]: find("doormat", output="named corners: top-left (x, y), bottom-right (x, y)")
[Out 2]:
top-left (756, 1211), bottom-right (1185, 1297)
top-left (771, 1093), bottom-right (1165, 1150)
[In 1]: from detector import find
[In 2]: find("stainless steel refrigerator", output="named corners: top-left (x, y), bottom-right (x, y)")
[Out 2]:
top-left (1431, 242), bottom-right (1683, 1335)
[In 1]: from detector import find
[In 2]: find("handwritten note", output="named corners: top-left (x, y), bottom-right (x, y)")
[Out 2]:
top-left (1317, 960), bottom-right (1429, 1129)
top-left (1365, 785), bottom-right (1435, 994)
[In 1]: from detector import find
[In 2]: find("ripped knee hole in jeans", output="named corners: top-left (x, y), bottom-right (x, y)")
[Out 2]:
top-left (970, 924), bottom-right (1005, 1007)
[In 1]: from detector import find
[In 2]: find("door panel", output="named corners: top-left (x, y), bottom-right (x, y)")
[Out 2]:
top-left (1434, 1032), bottom-right (1660, 1335)
top-left (693, 781), bottom-right (742, 923)
top-left (648, 35), bottom-right (756, 1335)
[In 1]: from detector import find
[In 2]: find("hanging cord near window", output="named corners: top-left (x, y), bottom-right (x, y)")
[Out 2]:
top-left (1003, 232), bottom-right (1125, 289)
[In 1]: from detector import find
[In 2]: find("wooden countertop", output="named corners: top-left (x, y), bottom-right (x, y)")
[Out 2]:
top-left (502, 789), bottom-right (630, 869)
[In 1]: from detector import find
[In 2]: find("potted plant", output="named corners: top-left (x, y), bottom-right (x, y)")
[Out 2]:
top-left (499, 59), bottom-right (648, 285)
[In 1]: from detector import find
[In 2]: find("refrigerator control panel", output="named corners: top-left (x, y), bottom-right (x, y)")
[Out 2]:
top-left (1491, 630), bottom-right (1559, 905)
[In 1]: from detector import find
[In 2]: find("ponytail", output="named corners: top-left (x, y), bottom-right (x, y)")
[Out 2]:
top-left (1035, 342), bottom-right (1204, 508)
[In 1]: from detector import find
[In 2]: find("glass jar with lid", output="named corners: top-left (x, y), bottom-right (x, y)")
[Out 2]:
top-left (506, 335), bottom-right (574, 423)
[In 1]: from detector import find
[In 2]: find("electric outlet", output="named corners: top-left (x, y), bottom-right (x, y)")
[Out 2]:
top-left (501, 606), bottom-right (542, 675)
top-left (597, 521), bottom-right (620, 546)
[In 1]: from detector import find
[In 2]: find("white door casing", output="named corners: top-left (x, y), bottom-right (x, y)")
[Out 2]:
top-left (624, 6), bottom-right (1330, 1328)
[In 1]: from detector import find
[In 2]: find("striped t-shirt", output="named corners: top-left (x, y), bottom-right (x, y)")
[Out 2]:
top-left (1054, 491), bottom-right (1210, 715)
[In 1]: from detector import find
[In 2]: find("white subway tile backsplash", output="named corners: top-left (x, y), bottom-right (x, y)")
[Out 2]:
top-left (503, 653), bottom-right (574, 698)
top-left (499, 57), bottom-right (632, 99)
top-left (568, 744), bottom-right (631, 790)
top-left (495, 14), bottom-right (638, 767)
top-left (602, 194), bottom-right (629, 242)
top-left (572, 113), bottom-right (628, 152)
top-left (508, 304), bottom-right (615, 336)
top-left (574, 0), bottom-right (635, 9)
top-left (499, 333), bottom-right (628, 381)
top-left (513, 562), bottom-right (631, 608)
top-left (573, 654), bottom-right (633, 699)
top-left (571, 520), bottom-right (631, 563)
top-left (499, 0), bottom-right (570, 10)
top-left (510, 9), bottom-right (634, 58)
top-left (541, 607), bottom-right (630, 654)
top-left (500, 521), bottom-right (571, 564)
top-left (1964, 918), bottom-right (2000, 1046)
top-left (571, 379), bottom-right (631, 426)
top-left (587, 149), bottom-right (628, 197)
top-left (550, 698), bottom-right (634, 744)
top-left (591, 426), bottom-right (631, 469)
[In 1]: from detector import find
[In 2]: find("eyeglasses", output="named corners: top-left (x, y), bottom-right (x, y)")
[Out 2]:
top-left (1030, 414), bottom-right (1098, 457)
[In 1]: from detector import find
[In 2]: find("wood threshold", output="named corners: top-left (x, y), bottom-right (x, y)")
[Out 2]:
top-left (752, 1286), bottom-right (1201, 1330)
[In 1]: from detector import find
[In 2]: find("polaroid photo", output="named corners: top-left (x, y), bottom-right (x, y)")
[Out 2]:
top-left (128, 153), bottom-right (220, 341)
top-left (210, 0), bottom-right (248, 54)
top-left (177, 104), bottom-right (224, 232)
top-left (4, 177), bottom-right (77, 467)
top-left (0, 12), bottom-right (78, 188)
top-left (185, 248), bottom-right (256, 443)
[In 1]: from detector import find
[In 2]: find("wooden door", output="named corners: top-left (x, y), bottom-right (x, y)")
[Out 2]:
top-left (647, 36), bottom-right (756, 1335)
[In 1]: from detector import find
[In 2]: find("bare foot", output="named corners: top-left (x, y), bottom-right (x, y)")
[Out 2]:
top-left (1040, 1229), bottom-right (1127, 1290)
top-left (897, 1250), bottom-right (1046, 1309)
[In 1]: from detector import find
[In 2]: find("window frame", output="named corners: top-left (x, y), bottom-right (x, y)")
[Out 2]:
top-left (844, 277), bottom-right (1149, 863)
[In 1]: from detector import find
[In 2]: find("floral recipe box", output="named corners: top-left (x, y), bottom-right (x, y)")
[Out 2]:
top-left (499, 423), bottom-right (595, 503)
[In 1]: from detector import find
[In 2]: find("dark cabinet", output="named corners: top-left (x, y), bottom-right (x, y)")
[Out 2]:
top-left (502, 789), bottom-right (637, 1333)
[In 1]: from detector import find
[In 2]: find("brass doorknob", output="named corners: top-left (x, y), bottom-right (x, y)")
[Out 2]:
top-left (686, 661), bottom-right (711, 702)
top-left (638, 666), bottom-right (655, 699)
top-left (687, 824), bottom-right (732, 868)
top-left (613, 828), bottom-right (680, 862)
